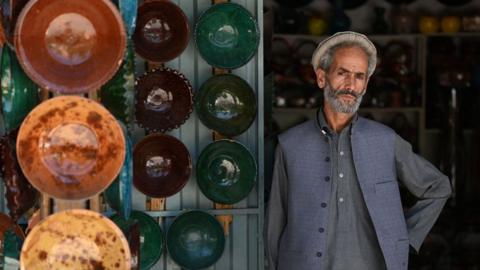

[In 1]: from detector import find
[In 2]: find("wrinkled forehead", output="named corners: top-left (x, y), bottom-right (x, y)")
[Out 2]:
top-left (330, 46), bottom-right (369, 73)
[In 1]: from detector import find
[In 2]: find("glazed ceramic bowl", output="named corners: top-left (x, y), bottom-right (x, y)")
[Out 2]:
top-left (0, 213), bottom-right (24, 240)
top-left (196, 140), bottom-right (257, 204)
top-left (103, 123), bottom-right (132, 220)
top-left (167, 210), bottom-right (225, 269)
top-left (16, 96), bottom-right (126, 200)
top-left (14, 0), bottom-right (126, 94)
top-left (99, 42), bottom-right (135, 126)
top-left (135, 68), bottom-right (193, 132)
top-left (133, 134), bottom-right (191, 198)
top-left (195, 3), bottom-right (260, 69)
top-left (195, 74), bottom-right (256, 137)
top-left (133, 0), bottom-right (189, 62)
top-left (20, 209), bottom-right (131, 270)
top-left (110, 210), bottom-right (164, 270)
top-left (1, 45), bottom-right (39, 133)
top-left (1, 0), bottom-right (30, 45)
top-left (0, 131), bottom-right (39, 221)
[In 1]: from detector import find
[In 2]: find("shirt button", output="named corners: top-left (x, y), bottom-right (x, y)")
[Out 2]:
top-left (339, 197), bottom-right (344, 202)
top-left (339, 173), bottom-right (344, 178)
top-left (325, 157), bottom-right (330, 162)
top-left (324, 176), bottom-right (330, 182)
top-left (316, 252), bottom-right (322, 257)
top-left (318, 228), bottom-right (325, 233)
top-left (321, 202), bottom-right (327, 208)
top-left (340, 151), bottom-right (344, 156)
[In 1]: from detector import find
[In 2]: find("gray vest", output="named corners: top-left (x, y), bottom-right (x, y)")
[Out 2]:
top-left (277, 117), bottom-right (409, 270)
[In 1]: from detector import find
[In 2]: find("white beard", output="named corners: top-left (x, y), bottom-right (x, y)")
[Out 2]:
top-left (323, 82), bottom-right (365, 114)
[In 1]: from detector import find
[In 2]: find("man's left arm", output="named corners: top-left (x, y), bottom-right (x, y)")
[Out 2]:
top-left (394, 134), bottom-right (452, 252)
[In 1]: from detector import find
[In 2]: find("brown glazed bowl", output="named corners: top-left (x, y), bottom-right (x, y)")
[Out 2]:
top-left (20, 209), bottom-right (131, 270)
top-left (133, 134), bottom-right (191, 198)
top-left (133, 0), bottom-right (189, 62)
top-left (16, 96), bottom-right (126, 200)
top-left (14, 0), bottom-right (126, 94)
top-left (135, 68), bottom-right (193, 133)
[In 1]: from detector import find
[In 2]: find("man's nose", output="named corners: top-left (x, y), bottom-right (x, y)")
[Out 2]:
top-left (344, 74), bottom-right (355, 88)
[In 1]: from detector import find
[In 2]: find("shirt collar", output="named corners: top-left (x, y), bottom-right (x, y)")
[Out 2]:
top-left (316, 107), bottom-right (358, 136)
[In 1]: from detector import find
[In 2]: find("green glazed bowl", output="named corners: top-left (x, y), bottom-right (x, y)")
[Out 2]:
top-left (110, 210), bottom-right (164, 270)
top-left (1, 46), bottom-right (38, 132)
top-left (167, 210), bottom-right (225, 269)
top-left (196, 140), bottom-right (257, 204)
top-left (104, 123), bottom-right (132, 220)
top-left (194, 3), bottom-right (260, 69)
top-left (195, 74), bottom-right (256, 137)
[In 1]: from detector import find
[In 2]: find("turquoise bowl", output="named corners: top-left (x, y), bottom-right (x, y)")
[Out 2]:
top-left (194, 3), bottom-right (260, 69)
top-left (167, 211), bottom-right (225, 269)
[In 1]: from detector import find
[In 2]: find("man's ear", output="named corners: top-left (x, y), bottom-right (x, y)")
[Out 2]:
top-left (316, 68), bottom-right (326, 89)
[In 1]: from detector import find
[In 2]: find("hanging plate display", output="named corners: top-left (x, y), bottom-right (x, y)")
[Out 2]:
top-left (16, 96), bottom-right (126, 200)
top-left (195, 74), bottom-right (256, 137)
top-left (197, 140), bottom-right (257, 204)
top-left (14, 0), bottom-right (126, 94)
top-left (133, 0), bottom-right (189, 62)
top-left (135, 68), bottom-right (193, 132)
top-left (167, 210), bottom-right (225, 270)
top-left (20, 209), bottom-right (131, 270)
top-left (195, 3), bottom-right (260, 69)
top-left (1, 46), bottom-right (39, 133)
top-left (110, 210), bottom-right (164, 270)
top-left (133, 134), bottom-right (191, 198)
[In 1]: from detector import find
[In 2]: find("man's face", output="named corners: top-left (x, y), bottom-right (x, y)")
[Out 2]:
top-left (316, 46), bottom-right (370, 114)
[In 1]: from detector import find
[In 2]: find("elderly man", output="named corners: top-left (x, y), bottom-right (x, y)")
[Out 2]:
top-left (266, 31), bottom-right (452, 270)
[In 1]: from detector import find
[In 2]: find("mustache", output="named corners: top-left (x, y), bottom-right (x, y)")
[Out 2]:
top-left (332, 89), bottom-right (362, 98)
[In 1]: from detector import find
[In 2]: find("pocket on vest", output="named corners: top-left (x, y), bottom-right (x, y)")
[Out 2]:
top-left (395, 239), bottom-right (409, 269)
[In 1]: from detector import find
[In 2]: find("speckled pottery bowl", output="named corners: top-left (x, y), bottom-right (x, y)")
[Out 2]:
top-left (20, 209), bottom-right (131, 270)
top-left (16, 96), bottom-right (125, 200)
